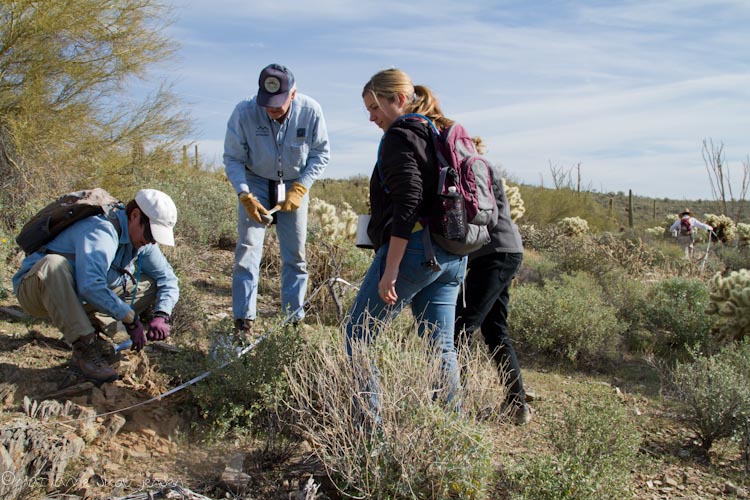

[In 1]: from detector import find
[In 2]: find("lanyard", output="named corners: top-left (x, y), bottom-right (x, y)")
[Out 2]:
top-left (267, 101), bottom-right (293, 183)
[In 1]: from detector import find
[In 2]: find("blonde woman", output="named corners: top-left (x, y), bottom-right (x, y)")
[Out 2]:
top-left (345, 68), bottom-right (467, 410)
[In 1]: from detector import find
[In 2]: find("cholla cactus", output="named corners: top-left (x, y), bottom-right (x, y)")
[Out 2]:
top-left (705, 213), bottom-right (736, 243)
top-left (736, 223), bottom-right (750, 247)
top-left (502, 178), bottom-right (525, 222)
top-left (557, 216), bottom-right (589, 237)
top-left (663, 214), bottom-right (680, 229)
top-left (645, 226), bottom-right (667, 238)
top-left (309, 198), bottom-right (357, 242)
top-left (706, 269), bottom-right (750, 342)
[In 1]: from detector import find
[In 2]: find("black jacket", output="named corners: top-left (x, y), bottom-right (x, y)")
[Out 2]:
top-left (367, 119), bottom-right (438, 251)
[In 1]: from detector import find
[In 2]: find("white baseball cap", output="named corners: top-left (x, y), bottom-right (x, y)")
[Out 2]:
top-left (134, 189), bottom-right (177, 246)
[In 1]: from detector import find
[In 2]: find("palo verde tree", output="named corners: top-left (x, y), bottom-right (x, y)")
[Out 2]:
top-left (0, 0), bottom-right (191, 229)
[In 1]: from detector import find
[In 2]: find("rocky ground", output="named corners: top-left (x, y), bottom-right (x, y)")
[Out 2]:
top-left (2, 245), bottom-right (750, 499)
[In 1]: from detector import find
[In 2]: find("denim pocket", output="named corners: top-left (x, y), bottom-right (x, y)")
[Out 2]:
top-left (397, 245), bottom-right (440, 288)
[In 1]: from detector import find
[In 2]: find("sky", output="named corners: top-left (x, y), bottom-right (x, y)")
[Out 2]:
top-left (152, 0), bottom-right (750, 200)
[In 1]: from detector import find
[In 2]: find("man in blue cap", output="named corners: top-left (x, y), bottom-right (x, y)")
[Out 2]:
top-left (223, 64), bottom-right (330, 339)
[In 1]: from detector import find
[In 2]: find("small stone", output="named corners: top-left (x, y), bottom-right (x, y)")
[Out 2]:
top-left (664, 476), bottom-right (679, 487)
top-left (726, 480), bottom-right (740, 494)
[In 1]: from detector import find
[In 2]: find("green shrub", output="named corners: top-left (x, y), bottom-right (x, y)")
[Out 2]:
top-left (517, 185), bottom-right (615, 231)
top-left (142, 170), bottom-right (237, 248)
top-left (510, 271), bottom-right (625, 362)
top-left (182, 317), bottom-right (305, 440)
top-left (511, 392), bottom-right (640, 499)
top-left (285, 322), bottom-right (495, 499)
top-left (715, 246), bottom-right (750, 273)
top-left (664, 343), bottom-right (750, 451)
top-left (596, 269), bottom-right (652, 352)
top-left (0, 228), bottom-right (13, 300)
top-left (310, 176), bottom-right (371, 215)
top-left (540, 232), bottom-right (665, 281)
top-left (642, 277), bottom-right (713, 358)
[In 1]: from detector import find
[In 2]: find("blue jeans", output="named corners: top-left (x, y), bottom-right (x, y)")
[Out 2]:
top-left (456, 252), bottom-right (526, 406)
top-left (345, 230), bottom-right (467, 409)
top-left (233, 172), bottom-right (309, 322)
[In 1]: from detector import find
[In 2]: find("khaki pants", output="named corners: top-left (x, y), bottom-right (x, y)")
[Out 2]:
top-left (16, 254), bottom-right (156, 344)
top-left (677, 234), bottom-right (694, 258)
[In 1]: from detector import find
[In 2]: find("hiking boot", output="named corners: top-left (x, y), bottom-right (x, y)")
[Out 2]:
top-left (510, 403), bottom-right (532, 426)
top-left (71, 333), bottom-right (118, 384)
top-left (234, 318), bottom-right (254, 343)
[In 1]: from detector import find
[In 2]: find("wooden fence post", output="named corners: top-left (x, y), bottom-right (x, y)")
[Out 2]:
top-left (628, 189), bottom-right (634, 228)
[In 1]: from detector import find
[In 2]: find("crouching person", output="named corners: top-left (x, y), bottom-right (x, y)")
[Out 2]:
top-left (12, 189), bottom-right (179, 384)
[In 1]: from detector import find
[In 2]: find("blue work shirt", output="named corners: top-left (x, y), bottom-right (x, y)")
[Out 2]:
top-left (223, 92), bottom-right (330, 193)
top-left (12, 209), bottom-right (179, 321)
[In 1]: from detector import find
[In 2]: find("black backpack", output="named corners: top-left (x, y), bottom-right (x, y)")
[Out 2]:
top-left (16, 188), bottom-right (122, 255)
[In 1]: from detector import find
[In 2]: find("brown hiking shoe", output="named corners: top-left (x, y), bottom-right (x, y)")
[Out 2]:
top-left (71, 333), bottom-right (118, 383)
top-left (234, 318), bottom-right (254, 344)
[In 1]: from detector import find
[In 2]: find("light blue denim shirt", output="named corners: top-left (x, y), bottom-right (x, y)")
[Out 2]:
top-left (223, 92), bottom-right (330, 193)
top-left (12, 209), bottom-right (179, 320)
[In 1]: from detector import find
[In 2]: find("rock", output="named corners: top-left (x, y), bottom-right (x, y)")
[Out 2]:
top-left (726, 480), bottom-right (740, 495)
top-left (96, 414), bottom-right (126, 444)
top-left (106, 444), bottom-right (123, 465)
top-left (664, 476), bottom-right (679, 487)
top-left (524, 390), bottom-right (538, 401)
top-left (0, 418), bottom-right (85, 500)
top-left (219, 452), bottom-right (252, 493)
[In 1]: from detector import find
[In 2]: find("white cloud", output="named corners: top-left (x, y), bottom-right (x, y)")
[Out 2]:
top-left (165, 0), bottom-right (750, 199)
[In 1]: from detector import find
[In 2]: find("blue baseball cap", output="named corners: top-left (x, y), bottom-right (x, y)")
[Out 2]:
top-left (257, 64), bottom-right (295, 107)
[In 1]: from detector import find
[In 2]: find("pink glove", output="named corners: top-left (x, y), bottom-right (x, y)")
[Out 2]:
top-left (125, 318), bottom-right (146, 351)
top-left (148, 314), bottom-right (171, 341)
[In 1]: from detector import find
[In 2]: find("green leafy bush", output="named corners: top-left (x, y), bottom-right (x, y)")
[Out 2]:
top-left (517, 185), bottom-right (615, 231)
top-left (510, 271), bottom-right (625, 362)
top-left (715, 246), bottom-right (750, 273)
top-left (183, 317), bottom-right (305, 440)
top-left (597, 269), bottom-right (652, 352)
top-left (139, 169), bottom-right (237, 248)
top-left (664, 342), bottom-right (750, 451)
top-left (642, 277), bottom-right (713, 358)
top-left (511, 392), bottom-right (640, 499)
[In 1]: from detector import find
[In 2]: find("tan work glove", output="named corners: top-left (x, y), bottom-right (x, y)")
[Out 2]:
top-left (279, 182), bottom-right (308, 212)
top-left (239, 192), bottom-right (270, 224)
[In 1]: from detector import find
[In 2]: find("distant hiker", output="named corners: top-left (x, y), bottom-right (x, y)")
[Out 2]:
top-left (345, 68), bottom-right (467, 412)
top-left (12, 189), bottom-right (180, 384)
top-left (223, 63), bottom-right (330, 340)
top-left (455, 143), bottom-right (531, 425)
top-left (669, 208), bottom-right (713, 258)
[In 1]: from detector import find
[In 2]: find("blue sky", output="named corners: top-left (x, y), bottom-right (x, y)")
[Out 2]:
top-left (155, 0), bottom-right (750, 200)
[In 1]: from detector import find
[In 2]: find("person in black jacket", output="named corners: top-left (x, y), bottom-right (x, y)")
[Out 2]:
top-left (345, 68), bottom-right (467, 412)
top-left (455, 145), bottom-right (532, 425)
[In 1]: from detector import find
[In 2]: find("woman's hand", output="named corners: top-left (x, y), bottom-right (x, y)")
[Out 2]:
top-left (379, 236), bottom-right (408, 305)
top-left (379, 275), bottom-right (398, 305)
